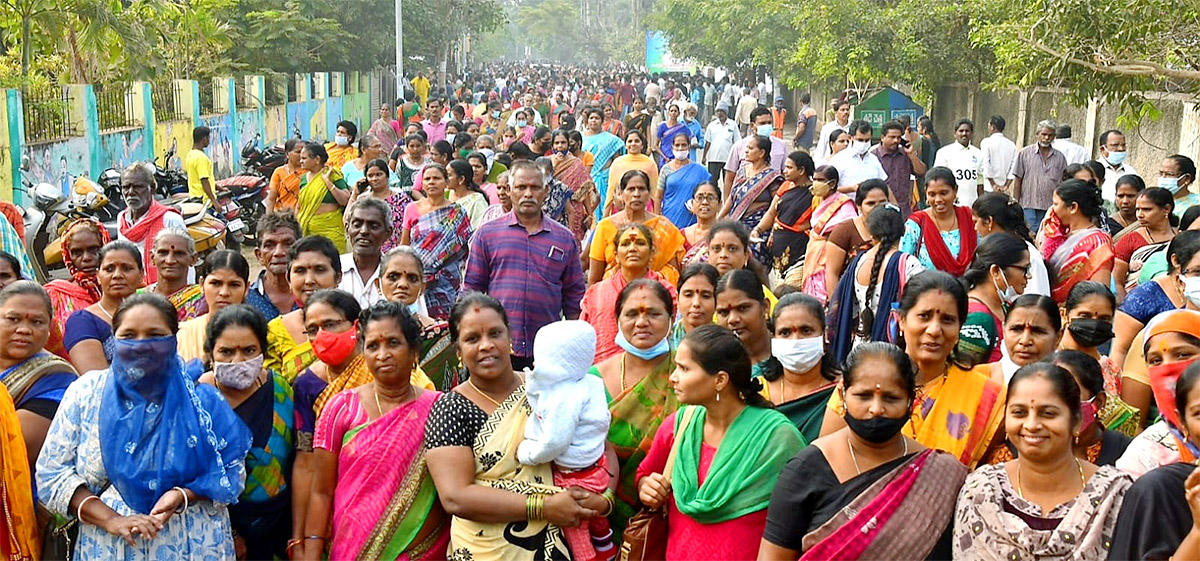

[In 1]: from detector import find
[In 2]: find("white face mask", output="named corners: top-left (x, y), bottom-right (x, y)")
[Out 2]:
top-left (853, 140), bottom-right (871, 156)
top-left (992, 267), bottom-right (1021, 305)
top-left (771, 336), bottom-right (825, 374)
top-left (1183, 275), bottom-right (1200, 308)
top-left (334, 135), bottom-right (350, 147)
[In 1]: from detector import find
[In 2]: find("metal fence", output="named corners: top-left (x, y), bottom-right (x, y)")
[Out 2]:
top-left (266, 76), bottom-right (288, 106)
top-left (95, 83), bottom-right (136, 131)
top-left (235, 79), bottom-right (250, 110)
top-left (152, 81), bottom-right (188, 122)
top-left (21, 87), bottom-right (71, 143)
top-left (198, 82), bottom-right (215, 115)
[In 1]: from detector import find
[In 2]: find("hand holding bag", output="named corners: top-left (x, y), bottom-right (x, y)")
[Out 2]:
top-left (619, 405), bottom-right (699, 561)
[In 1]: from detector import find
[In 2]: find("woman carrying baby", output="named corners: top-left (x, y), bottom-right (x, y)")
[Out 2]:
top-left (300, 301), bottom-right (447, 560)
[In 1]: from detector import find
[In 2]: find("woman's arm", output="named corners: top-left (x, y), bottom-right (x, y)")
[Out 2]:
top-left (15, 410), bottom-right (50, 474)
top-left (754, 196), bottom-right (780, 240)
top-left (818, 407), bottom-right (846, 438)
top-left (291, 451), bottom-right (315, 546)
top-left (588, 258), bottom-right (607, 286)
top-left (68, 339), bottom-right (109, 375)
top-left (324, 169), bottom-right (352, 206)
top-left (265, 171), bottom-right (280, 213)
top-left (757, 540), bottom-right (800, 561)
top-left (300, 449), bottom-right (339, 561)
top-left (1090, 266), bottom-right (1112, 290)
top-left (425, 446), bottom-right (596, 526)
top-left (654, 169), bottom-right (668, 211)
top-left (1121, 378), bottom-right (1152, 428)
top-left (1110, 311), bottom-right (1144, 371)
top-left (1113, 259), bottom-right (1130, 304)
top-left (400, 226), bottom-right (412, 247)
top-left (825, 243), bottom-right (849, 298)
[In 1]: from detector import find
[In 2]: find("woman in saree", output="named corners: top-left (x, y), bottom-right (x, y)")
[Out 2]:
top-left (65, 241), bottom-right (144, 375)
top-left (297, 142), bottom-right (352, 252)
top-left (348, 158), bottom-right (413, 253)
top-left (44, 218), bottom-right (110, 357)
top-left (588, 169), bottom-right (686, 286)
top-left (176, 250), bottom-right (249, 362)
top-left (1039, 179), bottom-right (1114, 303)
top-left (654, 102), bottom-right (692, 166)
top-left (589, 279), bottom-right (679, 534)
top-left (601, 103), bottom-right (624, 137)
top-left (341, 134), bottom-right (387, 187)
top-left (605, 129), bottom-right (659, 215)
top-left (1110, 174), bottom-right (1147, 244)
top-left (899, 166), bottom-right (978, 277)
top-left (265, 236), bottom-right (341, 383)
top-left (197, 305), bottom-right (294, 560)
top-left (957, 233), bottom-right (1030, 365)
top-left (370, 104), bottom-right (401, 156)
top-left (657, 133), bottom-right (711, 230)
top-left (446, 160), bottom-right (490, 229)
top-left (581, 223), bottom-right (678, 363)
top-left (401, 164), bottom-right (472, 320)
top-left (266, 139), bottom-right (305, 213)
top-left (303, 301), bottom-right (449, 560)
top-left (380, 246), bottom-right (461, 391)
top-left (827, 205), bottom-right (923, 366)
top-left (1058, 281), bottom-right (1141, 436)
top-left (1114, 186), bottom-right (1177, 302)
top-left (760, 342), bottom-right (967, 561)
top-left (550, 130), bottom-right (598, 236)
top-left (779, 155), bottom-right (855, 298)
top-left (822, 271), bottom-right (1007, 469)
top-left (624, 97), bottom-right (650, 143)
top-left (824, 171), bottom-right (883, 296)
top-left (681, 182), bottom-right (720, 267)
top-left (0, 281), bottom-right (77, 476)
top-left (144, 228), bottom-right (205, 321)
top-left (759, 293), bottom-right (839, 443)
top-left (583, 108), bottom-right (628, 221)
top-left (324, 120), bottom-right (359, 170)
top-left (474, 171), bottom-right (511, 233)
top-left (1115, 309), bottom-right (1200, 478)
top-left (637, 324), bottom-right (803, 560)
top-left (0, 380), bottom-right (39, 560)
top-left (672, 263), bottom-right (718, 348)
top-left (426, 293), bottom-right (608, 560)
top-left (36, 293), bottom-right (251, 560)
top-left (720, 136), bottom-right (782, 262)
top-left (972, 192), bottom-right (1051, 296)
top-left (953, 362), bottom-right (1132, 560)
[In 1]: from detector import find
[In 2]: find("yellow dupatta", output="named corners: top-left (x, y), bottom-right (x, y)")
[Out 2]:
top-left (448, 385), bottom-right (569, 561)
top-left (0, 385), bottom-right (38, 560)
top-left (265, 317), bottom-right (317, 383)
top-left (297, 167), bottom-right (348, 252)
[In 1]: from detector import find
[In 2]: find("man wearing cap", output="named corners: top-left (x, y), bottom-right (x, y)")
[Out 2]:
top-left (769, 96), bottom-right (787, 140)
top-left (704, 103), bottom-right (742, 189)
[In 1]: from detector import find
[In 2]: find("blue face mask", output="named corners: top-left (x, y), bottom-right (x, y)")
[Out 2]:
top-left (757, 124), bottom-right (774, 136)
top-left (614, 329), bottom-right (670, 360)
top-left (1161, 176), bottom-right (1185, 194)
top-left (113, 335), bottom-right (178, 389)
top-left (407, 301), bottom-right (421, 315)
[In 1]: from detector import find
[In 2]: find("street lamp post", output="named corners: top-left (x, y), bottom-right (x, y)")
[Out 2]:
top-left (395, 0), bottom-right (404, 102)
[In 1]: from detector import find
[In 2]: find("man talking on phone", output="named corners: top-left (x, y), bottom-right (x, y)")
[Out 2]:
top-left (873, 119), bottom-right (927, 217)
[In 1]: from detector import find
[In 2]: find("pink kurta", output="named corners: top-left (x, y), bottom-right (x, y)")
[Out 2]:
top-left (635, 413), bottom-right (769, 561)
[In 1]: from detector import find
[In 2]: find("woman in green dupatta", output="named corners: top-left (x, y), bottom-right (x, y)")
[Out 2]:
top-left (296, 142), bottom-right (352, 252)
top-left (638, 325), bottom-right (803, 560)
top-left (302, 302), bottom-right (448, 561)
top-left (424, 293), bottom-right (608, 561)
top-left (589, 278), bottom-right (680, 534)
top-left (758, 293), bottom-right (839, 444)
top-left (379, 246), bottom-right (460, 390)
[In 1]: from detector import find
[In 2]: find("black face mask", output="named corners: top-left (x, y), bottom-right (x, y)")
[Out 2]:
top-left (1067, 319), bottom-right (1114, 348)
top-left (843, 411), bottom-right (910, 444)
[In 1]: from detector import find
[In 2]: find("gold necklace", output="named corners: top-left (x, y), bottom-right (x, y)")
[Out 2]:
top-left (373, 383), bottom-right (414, 418)
top-left (1015, 458), bottom-right (1086, 499)
top-left (467, 377), bottom-right (504, 408)
top-left (95, 301), bottom-right (115, 321)
top-left (620, 354), bottom-right (628, 393)
top-left (847, 436), bottom-right (908, 475)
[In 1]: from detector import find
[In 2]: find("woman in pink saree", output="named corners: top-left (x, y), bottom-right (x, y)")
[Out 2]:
top-left (798, 181), bottom-right (857, 302)
top-left (302, 302), bottom-right (448, 561)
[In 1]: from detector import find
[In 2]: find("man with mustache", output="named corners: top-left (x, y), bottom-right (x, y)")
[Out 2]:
top-left (246, 211), bottom-right (301, 320)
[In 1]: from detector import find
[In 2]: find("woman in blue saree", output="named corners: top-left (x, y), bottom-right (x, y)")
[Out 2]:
top-left (657, 133), bottom-right (712, 229)
top-left (582, 108), bottom-right (626, 222)
top-left (656, 103), bottom-right (692, 165)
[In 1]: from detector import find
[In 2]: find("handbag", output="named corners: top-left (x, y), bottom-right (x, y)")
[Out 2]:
top-left (619, 405), bottom-right (699, 561)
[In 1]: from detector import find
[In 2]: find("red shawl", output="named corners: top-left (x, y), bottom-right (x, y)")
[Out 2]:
top-left (118, 200), bottom-right (180, 284)
top-left (913, 206), bottom-right (977, 276)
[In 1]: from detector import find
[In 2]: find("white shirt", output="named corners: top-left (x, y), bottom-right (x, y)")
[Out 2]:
top-left (1023, 240), bottom-right (1052, 297)
top-left (830, 149), bottom-right (888, 188)
top-left (814, 120), bottom-right (850, 164)
top-left (1052, 138), bottom-right (1089, 165)
top-left (979, 132), bottom-right (1017, 185)
top-left (338, 253), bottom-right (383, 308)
top-left (1098, 157), bottom-right (1139, 201)
top-left (934, 142), bottom-right (985, 206)
top-left (704, 118), bottom-right (741, 164)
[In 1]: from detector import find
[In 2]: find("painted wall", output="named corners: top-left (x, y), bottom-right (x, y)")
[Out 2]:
top-left (2, 72), bottom-right (376, 205)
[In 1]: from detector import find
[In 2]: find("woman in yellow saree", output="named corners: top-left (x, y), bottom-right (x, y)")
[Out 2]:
top-left (265, 236), bottom-right (341, 383)
top-left (297, 142), bottom-right (352, 253)
top-left (324, 120), bottom-right (360, 170)
top-left (0, 383), bottom-right (38, 560)
top-left (425, 294), bottom-right (608, 560)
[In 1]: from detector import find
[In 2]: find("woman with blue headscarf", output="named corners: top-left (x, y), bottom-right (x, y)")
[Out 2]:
top-left (36, 292), bottom-right (251, 559)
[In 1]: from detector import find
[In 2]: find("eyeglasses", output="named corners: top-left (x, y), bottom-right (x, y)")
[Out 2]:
top-left (303, 318), bottom-right (350, 338)
top-left (693, 194), bottom-right (719, 203)
top-left (1006, 264), bottom-right (1033, 279)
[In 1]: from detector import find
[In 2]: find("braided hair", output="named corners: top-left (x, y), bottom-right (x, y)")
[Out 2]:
top-left (857, 205), bottom-right (904, 337)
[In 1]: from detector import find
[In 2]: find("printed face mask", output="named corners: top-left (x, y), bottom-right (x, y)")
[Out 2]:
top-left (214, 354), bottom-right (264, 390)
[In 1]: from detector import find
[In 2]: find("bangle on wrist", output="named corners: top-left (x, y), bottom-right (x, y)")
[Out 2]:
top-left (601, 490), bottom-right (616, 517)
top-left (172, 487), bottom-right (189, 513)
top-left (303, 535), bottom-right (326, 541)
top-left (77, 494), bottom-right (102, 523)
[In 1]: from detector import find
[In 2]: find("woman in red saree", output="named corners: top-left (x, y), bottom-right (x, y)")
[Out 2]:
top-left (303, 301), bottom-right (448, 560)
top-left (43, 218), bottom-right (110, 357)
top-left (899, 167), bottom-right (978, 276)
top-left (1040, 179), bottom-right (1114, 303)
top-left (550, 130), bottom-right (597, 239)
top-left (759, 342), bottom-right (967, 561)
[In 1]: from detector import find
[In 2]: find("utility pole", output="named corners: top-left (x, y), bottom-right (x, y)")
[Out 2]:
top-left (395, 0), bottom-right (404, 102)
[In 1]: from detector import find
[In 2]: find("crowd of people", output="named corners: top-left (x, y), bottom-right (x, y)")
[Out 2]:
top-left (0, 62), bottom-right (1198, 560)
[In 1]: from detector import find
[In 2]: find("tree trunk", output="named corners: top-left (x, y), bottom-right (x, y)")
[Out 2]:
top-left (21, 15), bottom-right (31, 76)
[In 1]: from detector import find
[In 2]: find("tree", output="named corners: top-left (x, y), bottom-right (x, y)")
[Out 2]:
top-left (970, 0), bottom-right (1200, 124)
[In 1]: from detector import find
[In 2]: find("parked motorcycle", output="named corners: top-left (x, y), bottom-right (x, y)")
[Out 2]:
top-left (214, 133), bottom-right (277, 240)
